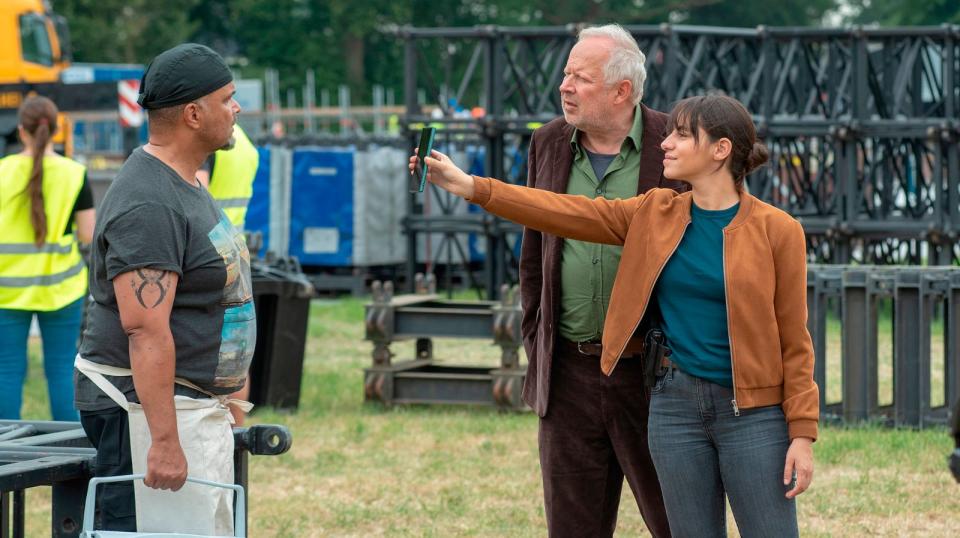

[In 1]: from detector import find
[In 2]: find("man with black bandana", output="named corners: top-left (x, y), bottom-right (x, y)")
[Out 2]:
top-left (73, 43), bottom-right (252, 531)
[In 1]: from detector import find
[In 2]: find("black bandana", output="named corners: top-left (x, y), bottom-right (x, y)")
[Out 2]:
top-left (137, 43), bottom-right (232, 110)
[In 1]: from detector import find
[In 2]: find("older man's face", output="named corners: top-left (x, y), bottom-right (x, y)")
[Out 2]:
top-left (559, 37), bottom-right (618, 132)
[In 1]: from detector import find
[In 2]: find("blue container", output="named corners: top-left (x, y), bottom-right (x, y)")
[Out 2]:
top-left (244, 146), bottom-right (271, 246)
top-left (288, 148), bottom-right (355, 266)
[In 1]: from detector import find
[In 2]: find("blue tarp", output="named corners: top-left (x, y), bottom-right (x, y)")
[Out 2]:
top-left (244, 146), bottom-right (271, 246)
top-left (288, 148), bottom-right (355, 266)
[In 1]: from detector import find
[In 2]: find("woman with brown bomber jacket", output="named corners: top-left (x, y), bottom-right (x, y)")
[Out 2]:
top-left (411, 94), bottom-right (819, 536)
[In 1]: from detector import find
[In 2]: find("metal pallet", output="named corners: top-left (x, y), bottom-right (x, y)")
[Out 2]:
top-left (807, 265), bottom-right (960, 427)
top-left (363, 275), bottom-right (525, 410)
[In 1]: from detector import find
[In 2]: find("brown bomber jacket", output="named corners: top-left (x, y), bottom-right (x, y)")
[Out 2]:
top-left (471, 178), bottom-right (820, 441)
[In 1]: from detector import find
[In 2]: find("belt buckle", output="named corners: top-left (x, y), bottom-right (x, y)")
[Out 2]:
top-left (576, 340), bottom-right (598, 356)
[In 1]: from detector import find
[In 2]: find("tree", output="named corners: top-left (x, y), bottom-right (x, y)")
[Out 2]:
top-left (54, 0), bottom-right (844, 104)
top-left (56, 0), bottom-right (201, 63)
top-left (674, 0), bottom-right (838, 27)
top-left (848, 0), bottom-right (960, 26)
top-left (443, 0), bottom-right (838, 27)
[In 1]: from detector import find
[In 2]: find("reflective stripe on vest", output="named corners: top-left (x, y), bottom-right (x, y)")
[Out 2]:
top-left (0, 258), bottom-right (85, 287)
top-left (0, 154), bottom-right (88, 311)
top-left (0, 242), bottom-right (74, 254)
top-left (208, 125), bottom-right (259, 229)
top-left (215, 197), bottom-right (251, 209)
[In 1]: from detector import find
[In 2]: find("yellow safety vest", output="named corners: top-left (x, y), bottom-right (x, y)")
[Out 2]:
top-left (0, 154), bottom-right (87, 311)
top-left (208, 125), bottom-right (259, 229)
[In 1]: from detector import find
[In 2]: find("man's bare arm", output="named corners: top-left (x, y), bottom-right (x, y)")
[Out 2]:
top-left (114, 267), bottom-right (187, 491)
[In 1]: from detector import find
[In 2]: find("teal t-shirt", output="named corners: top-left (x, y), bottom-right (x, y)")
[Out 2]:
top-left (653, 202), bottom-right (739, 387)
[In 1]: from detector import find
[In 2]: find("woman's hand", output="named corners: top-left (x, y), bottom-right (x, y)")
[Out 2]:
top-left (408, 150), bottom-right (475, 199)
top-left (783, 436), bottom-right (814, 498)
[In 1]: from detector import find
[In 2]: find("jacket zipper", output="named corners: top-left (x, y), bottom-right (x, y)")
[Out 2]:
top-left (609, 219), bottom-right (691, 375)
top-left (722, 229), bottom-right (740, 416)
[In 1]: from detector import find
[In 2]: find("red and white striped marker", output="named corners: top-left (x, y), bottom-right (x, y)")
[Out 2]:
top-left (118, 79), bottom-right (143, 128)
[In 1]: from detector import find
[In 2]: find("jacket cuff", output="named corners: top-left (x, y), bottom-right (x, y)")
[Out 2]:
top-left (787, 419), bottom-right (818, 442)
top-left (467, 176), bottom-right (492, 205)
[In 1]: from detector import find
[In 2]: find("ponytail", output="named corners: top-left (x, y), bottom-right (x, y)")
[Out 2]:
top-left (17, 97), bottom-right (59, 247)
top-left (27, 118), bottom-right (50, 246)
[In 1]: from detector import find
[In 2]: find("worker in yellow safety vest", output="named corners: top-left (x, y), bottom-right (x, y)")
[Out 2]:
top-left (0, 96), bottom-right (95, 421)
top-left (196, 124), bottom-right (259, 229)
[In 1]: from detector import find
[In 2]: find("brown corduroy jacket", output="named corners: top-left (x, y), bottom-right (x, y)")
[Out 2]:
top-left (518, 106), bottom-right (687, 418)
top-left (478, 180), bottom-right (820, 441)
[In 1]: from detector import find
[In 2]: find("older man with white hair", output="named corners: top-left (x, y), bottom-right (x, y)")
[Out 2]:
top-left (518, 24), bottom-right (686, 537)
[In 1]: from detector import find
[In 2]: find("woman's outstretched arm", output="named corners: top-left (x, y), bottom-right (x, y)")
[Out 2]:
top-left (413, 150), bottom-right (646, 246)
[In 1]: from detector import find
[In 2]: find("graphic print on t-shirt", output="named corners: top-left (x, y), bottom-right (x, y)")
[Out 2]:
top-left (207, 214), bottom-right (256, 388)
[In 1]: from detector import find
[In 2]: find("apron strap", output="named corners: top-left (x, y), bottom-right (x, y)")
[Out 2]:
top-left (74, 355), bottom-right (254, 415)
top-left (74, 355), bottom-right (131, 411)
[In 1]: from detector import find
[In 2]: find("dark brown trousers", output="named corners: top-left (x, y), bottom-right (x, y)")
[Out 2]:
top-left (539, 342), bottom-right (671, 537)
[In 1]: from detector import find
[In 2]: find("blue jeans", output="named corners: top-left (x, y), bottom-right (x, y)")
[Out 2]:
top-left (0, 298), bottom-right (84, 421)
top-left (647, 366), bottom-right (798, 538)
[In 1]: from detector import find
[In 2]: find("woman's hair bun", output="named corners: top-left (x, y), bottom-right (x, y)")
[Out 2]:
top-left (745, 141), bottom-right (769, 175)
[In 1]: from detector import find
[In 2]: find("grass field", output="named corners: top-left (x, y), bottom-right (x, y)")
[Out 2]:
top-left (17, 296), bottom-right (960, 537)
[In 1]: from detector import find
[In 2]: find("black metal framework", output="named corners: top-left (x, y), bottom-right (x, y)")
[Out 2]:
top-left (365, 264), bottom-right (960, 426)
top-left (400, 24), bottom-right (960, 298)
top-left (363, 277), bottom-right (525, 410)
top-left (0, 421), bottom-right (292, 537)
top-left (806, 265), bottom-right (960, 428)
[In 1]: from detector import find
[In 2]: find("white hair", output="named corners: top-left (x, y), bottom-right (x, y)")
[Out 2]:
top-left (578, 24), bottom-right (647, 104)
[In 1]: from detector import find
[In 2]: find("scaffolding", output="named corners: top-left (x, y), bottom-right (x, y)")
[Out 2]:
top-left (399, 24), bottom-right (960, 298)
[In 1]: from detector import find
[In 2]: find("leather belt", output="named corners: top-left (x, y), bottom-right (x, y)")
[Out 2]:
top-left (559, 337), bottom-right (646, 359)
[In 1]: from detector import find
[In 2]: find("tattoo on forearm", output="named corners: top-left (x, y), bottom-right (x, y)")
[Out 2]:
top-left (131, 269), bottom-right (171, 308)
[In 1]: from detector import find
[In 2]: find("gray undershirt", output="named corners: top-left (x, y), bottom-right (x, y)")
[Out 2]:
top-left (584, 149), bottom-right (618, 183)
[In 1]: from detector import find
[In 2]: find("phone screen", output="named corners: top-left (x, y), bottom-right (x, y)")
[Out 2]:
top-left (409, 127), bottom-right (437, 193)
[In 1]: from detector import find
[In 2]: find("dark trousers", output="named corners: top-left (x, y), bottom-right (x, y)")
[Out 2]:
top-left (539, 343), bottom-right (671, 537)
top-left (80, 407), bottom-right (137, 532)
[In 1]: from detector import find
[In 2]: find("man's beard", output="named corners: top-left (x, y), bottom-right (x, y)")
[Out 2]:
top-left (219, 135), bottom-right (237, 151)
top-left (565, 110), bottom-right (604, 133)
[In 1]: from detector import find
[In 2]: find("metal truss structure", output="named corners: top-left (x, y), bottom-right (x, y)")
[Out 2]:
top-left (363, 276), bottom-right (526, 410)
top-left (0, 421), bottom-right (291, 537)
top-left (807, 265), bottom-right (960, 428)
top-left (400, 24), bottom-right (960, 297)
top-left (361, 265), bottom-right (960, 427)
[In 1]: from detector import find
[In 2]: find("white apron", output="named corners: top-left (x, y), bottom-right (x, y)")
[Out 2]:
top-left (75, 355), bottom-right (252, 536)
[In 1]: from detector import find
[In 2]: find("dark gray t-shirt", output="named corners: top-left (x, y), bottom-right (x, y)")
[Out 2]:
top-left (76, 147), bottom-right (256, 411)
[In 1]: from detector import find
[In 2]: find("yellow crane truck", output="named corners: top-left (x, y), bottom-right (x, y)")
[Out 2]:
top-left (0, 0), bottom-right (74, 154)
top-left (1, 0), bottom-right (143, 159)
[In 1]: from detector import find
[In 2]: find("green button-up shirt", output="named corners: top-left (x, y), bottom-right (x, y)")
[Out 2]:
top-left (558, 105), bottom-right (644, 342)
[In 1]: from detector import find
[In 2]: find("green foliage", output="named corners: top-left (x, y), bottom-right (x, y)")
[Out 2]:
top-left (849, 0), bottom-right (960, 26)
top-left (72, 0), bottom-right (960, 109)
top-left (675, 0), bottom-right (838, 27)
top-left (55, 0), bottom-right (201, 63)
top-left (218, 0), bottom-right (339, 93)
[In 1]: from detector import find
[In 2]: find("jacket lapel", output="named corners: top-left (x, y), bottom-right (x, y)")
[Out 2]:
top-left (551, 123), bottom-right (576, 194)
top-left (636, 103), bottom-right (666, 194)
top-left (545, 122), bottom-right (576, 313)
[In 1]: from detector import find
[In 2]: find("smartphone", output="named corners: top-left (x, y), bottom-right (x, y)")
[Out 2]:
top-left (409, 127), bottom-right (437, 193)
